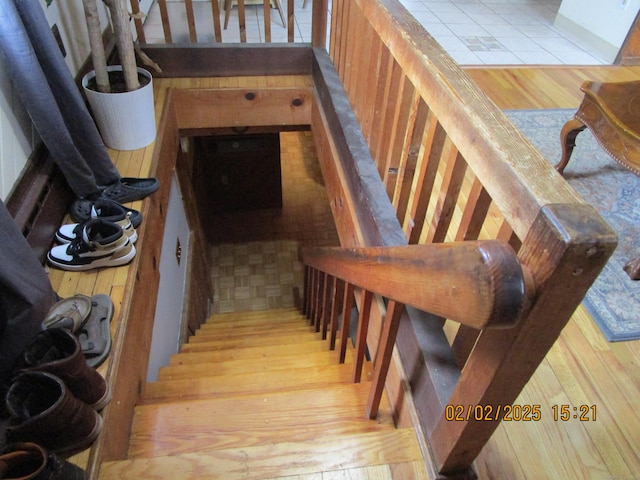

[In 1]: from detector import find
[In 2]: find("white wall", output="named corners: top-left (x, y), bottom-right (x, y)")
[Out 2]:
top-left (556, 0), bottom-right (640, 63)
top-left (0, 55), bottom-right (34, 201)
top-left (147, 174), bottom-right (190, 382)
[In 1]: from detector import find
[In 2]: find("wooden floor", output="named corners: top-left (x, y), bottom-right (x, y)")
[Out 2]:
top-left (48, 65), bottom-right (640, 479)
top-left (466, 65), bottom-right (640, 480)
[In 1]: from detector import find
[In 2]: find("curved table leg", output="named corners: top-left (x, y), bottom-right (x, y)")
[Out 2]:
top-left (623, 257), bottom-right (640, 280)
top-left (556, 117), bottom-right (587, 175)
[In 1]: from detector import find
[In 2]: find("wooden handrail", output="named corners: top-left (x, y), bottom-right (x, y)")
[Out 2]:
top-left (300, 240), bottom-right (533, 330)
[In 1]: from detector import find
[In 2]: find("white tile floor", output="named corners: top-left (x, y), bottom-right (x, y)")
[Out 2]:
top-left (142, 0), bottom-right (608, 65)
top-left (406, 0), bottom-right (607, 65)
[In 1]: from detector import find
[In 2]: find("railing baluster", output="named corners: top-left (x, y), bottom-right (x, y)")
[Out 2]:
top-left (321, 275), bottom-right (335, 340)
top-left (406, 117), bottom-right (445, 244)
top-left (329, 278), bottom-right (345, 350)
top-left (451, 325), bottom-right (480, 369)
top-left (263, 0), bottom-right (271, 43)
top-left (185, 0), bottom-right (197, 42)
top-left (366, 299), bottom-right (404, 419)
top-left (393, 96), bottom-right (429, 226)
top-left (309, 267), bottom-right (319, 323)
top-left (211, 0), bottom-right (222, 42)
top-left (423, 150), bottom-right (467, 244)
top-left (311, 270), bottom-right (319, 327)
top-left (287, 0), bottom-right (294, 42)
top-left (454, 176), bottom-right (491, 242)
top-left (313, 271), bottom-right (325, 329)
top-left (352, 289), bottom-right (372, 383)
top-left (238, 0), bottom-right (247, 43)
top-left (338, 282), bottom-right (355, 364)
top-left (157, 0), bottom-right (173, 43)
top-left (129, 0), bottom-right (146, 43)
top-left (302, 265), bottom-right (311, 317)
top-left (311, 0), bottom-right (329, 48)
top-left (316, 272), bottom-right (329, 332)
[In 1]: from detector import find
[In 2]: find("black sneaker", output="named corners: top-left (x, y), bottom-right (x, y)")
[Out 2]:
top-left (47, 219), bottom-right (136, 271)
top-left (99, 177), bottom-right (159, 204)
top-left (69, 199), bottom-right (142, 228)
top-left (57, 202), bottom-right (138, 244)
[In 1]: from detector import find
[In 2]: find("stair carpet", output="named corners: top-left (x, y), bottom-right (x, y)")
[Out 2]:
top-left (99, 308), bottom-right (427, 479)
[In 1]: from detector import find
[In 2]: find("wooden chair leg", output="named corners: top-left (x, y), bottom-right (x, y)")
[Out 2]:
top-left (624, 256), bottom-right (640, 280)
top-left (273, 0), bottom-right (286, 27)
top-left (556, 117), bottom-right (586, 175)
top-left (224, 0), bottom-right (231, 29)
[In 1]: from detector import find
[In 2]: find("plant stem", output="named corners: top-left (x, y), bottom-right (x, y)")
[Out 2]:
top-left (83, 0), bottom-right (110, 92)
top-left (109, 0), bottom-right (139, 91)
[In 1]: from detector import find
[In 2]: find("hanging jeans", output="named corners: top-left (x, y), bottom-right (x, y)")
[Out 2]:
top-left (0, 200), bottom-right (59, 383)
top-left (0, 0), bottom-right (120, 198)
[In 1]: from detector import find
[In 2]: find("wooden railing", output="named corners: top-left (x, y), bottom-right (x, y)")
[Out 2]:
top-left (131, 0), bottom-right (328, 45)
top-left (310, 0), bottom-right (618, 476)
top-left (300, 241), bottom-right (533, 419)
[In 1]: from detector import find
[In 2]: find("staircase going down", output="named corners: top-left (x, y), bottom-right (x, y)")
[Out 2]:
top-left (99, 308), bottom-right (427, 479)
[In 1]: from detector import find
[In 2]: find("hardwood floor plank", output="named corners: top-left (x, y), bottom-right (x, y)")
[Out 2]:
top-left (465, 66), bottom-right (640, 110)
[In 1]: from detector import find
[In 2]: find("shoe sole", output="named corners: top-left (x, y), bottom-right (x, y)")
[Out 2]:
top-left (47, 245), bottom-right (136, 272)
top-left (52, 411), bottom-right (103, 459)
top-left (56, 227), bottom-right (138, 245)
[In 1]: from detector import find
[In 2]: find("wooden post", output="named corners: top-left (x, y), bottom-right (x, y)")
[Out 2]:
top-left (430, 204), bottom-right (617, 474)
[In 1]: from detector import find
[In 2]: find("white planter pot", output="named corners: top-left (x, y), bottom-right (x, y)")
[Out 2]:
top-left (82, 66), bottom-right (156, 151)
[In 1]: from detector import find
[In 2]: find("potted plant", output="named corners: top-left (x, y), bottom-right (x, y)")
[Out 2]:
top-left (81, 0), bottom-right (158, 150)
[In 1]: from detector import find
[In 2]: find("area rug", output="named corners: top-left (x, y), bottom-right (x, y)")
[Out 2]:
top-left (505, 109), bottom-right (640, 342)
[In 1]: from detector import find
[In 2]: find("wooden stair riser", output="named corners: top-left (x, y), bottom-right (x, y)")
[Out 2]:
top-left (181, 331), bottom-right (327, 351)
top-left (199, 308), bottom-right (304, 327)
top-left (192, 323), bottom-right (315, 339)
top-left (143, 363), bottom-right (372, 404)
top-left (157, 348), bottom-right (355, 381)
top-left (171, 340), bottom-right (333, 366)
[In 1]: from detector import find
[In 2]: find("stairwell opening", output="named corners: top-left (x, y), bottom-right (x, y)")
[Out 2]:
top-left (177, 127), bottom-right (341, 316)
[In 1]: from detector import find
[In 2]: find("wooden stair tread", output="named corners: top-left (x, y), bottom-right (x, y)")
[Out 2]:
top-left (101, 430), bottom-right (423, 479)
top-left (157, 348), bottom-right (354, 380)
top-left (170, 340), bottom-right (332, 366)
top-left (107, 307), bottom-right (425, 478)
top-left (129, 383), bottom-right (394, 457)
top-left (143, 363), bottom-right (371, 403)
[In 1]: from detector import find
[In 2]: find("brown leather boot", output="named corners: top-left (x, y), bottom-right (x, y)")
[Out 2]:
top-left (0, 442), bottom-right (85, 479)
top-left (14, 328), bottom-right (111, 411)
top-left (4, 372), bottom-right (102, 458)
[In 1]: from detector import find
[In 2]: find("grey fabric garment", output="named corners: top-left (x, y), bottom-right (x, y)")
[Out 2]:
top-left (0, 0), bottom-right (120, 198)
top-left (0, 200), bottom-right (58, 384)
